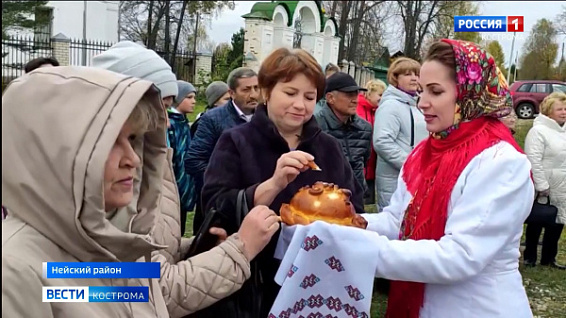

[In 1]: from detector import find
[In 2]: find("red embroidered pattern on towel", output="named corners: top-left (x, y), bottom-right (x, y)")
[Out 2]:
top-left (268, 294), bottom-right (369, 318)
top-left (345, 285), bottom-right (365, 301)
top-left (272, 230), bottom-right (373, 318)
top-left (300, 274), bottom-right (321, 289)
top-left (325, 256), bottom-right (345, 272)
top-left (301, 235), bottom-right (324, 251)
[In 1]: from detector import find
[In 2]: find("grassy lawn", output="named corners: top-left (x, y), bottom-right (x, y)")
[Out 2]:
top-left (184, 119), bottom-right (566, 317)
top-left (186, 100), bottom-right (207, 123)
top-left (514, 118), bottom-right (533, 149)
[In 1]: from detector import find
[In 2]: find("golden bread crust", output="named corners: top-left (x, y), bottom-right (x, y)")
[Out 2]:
top-left (280, 182), bottom-right (367, 228)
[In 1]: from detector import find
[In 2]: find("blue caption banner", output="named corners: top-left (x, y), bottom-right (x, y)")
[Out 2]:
top-left (454, 16), bottom-right (507, 32)
top-left (89, 286), bottom-right (149, 303)
top-left (43, 262), bottom-right (160, 279)
top-left (42, 286), bottom-right (149, 303)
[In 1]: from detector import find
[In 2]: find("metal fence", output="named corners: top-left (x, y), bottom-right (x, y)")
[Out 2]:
top-left (2, 35), bottom-right (199, 91)
top-left (69, 38), bottom-right (113, 67)
top-left (2, 36), bottom-right (52, 86)
top-left (154, 49), bottom-right (196, 84)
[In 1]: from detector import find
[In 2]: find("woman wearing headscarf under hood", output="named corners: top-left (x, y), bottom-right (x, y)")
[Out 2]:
top-left (361, 39), bottom-right (534, 317)
top-left (91, 42), bottom-right (279, 317)
top-left (2, 67), bottom-right (279, 317)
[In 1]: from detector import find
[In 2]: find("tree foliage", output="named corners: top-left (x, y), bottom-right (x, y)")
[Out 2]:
top-left (208, 28), bottom-right (244, 84)
top-left (119, 1), bottom-right (233, 52)
top-left (321, 1), bottom-right (390, 64)
top-left (555, 6), bottom-right (566, 35)
top-left (433, 1), bottom-right (482, 44)
top-left (227, 28), bottom-right (244, 69)
top-left (211, 43), bottom-right (232, 81)
top-left (486, 40), bottom-right (506, 74)
top-left (2, 0), bottom-right (49, 39)
top-left (520, 19), bottom-right (559, 80)
top-left (319, 1), bottom-right (487, 64)
top-left (396, 1), bottom-right (443, 60)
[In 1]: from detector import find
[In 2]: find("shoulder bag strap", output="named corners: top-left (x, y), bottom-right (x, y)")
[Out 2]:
top-left (235, 190), bottom-right (244, 227)
top-left (409, 107), bottom-right (415, 148)
top-left (235, 189), bottom-right (250, 227)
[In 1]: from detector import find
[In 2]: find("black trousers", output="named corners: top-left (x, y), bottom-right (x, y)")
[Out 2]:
top-left (524, 222), bottom-right (564, 264)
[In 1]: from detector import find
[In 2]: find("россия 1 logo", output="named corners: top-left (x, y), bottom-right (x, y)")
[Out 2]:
top-left (454, 16), bottom-right (524, 32)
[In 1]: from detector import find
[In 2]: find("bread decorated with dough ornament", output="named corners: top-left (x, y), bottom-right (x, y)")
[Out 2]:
top-left (280, 182), bottom-right (367, 228)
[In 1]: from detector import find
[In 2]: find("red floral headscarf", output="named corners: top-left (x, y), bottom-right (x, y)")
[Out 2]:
top-left (433, 39), bottom-right (513, 139)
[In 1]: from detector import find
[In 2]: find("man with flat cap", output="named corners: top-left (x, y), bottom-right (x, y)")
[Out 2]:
top-left (315, 72), bottom-right (373, 198)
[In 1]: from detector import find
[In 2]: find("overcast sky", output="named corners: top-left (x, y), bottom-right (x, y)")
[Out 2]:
top-left (207, 1), bottom-right (566, 66)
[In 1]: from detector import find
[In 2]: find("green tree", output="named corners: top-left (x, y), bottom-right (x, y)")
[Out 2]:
top-left (453, 31), bottom-right (482, 44)
top-left (226, 28), bottom-right (244, 69)
top-left (2, 0), bottom-right (49, 39)
top-left (486, 40), bottom-right (506, 74)
top-left (433, 1), bottom-right (482, 43)
top-left (205, 28), bottom-right (244, 85)
top-left (520, 18), bottom-right (559, 80)
top-left (211, 42), bottom-right (233, 81)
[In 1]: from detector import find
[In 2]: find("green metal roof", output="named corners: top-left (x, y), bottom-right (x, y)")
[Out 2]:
top-left (242, 11), bottom-right (271, 21)
top-left (242, 1), bottom-right (337, 34)
top-left (242, 1), bottom-right (297, 27)
top-left (241, 11), bottom-right (272, 21)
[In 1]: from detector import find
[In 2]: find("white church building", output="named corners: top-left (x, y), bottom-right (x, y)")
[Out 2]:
top-left (241, 1), bottom-right (340, 71)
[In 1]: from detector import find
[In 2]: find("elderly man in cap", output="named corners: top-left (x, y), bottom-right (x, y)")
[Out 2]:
top-left (315, 72), bottom-right (373, 197)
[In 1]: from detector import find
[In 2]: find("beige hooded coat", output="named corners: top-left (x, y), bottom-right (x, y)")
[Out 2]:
top-left (2, 67), bottom-right (250, 318)
top-left (151, 142), bottom-right (251, 317)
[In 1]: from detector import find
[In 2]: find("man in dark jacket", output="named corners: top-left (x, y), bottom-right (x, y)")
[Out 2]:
top-left (187, 67), bottom-right (260, 233)
top-left (315, 72), bottom-right (372, 195)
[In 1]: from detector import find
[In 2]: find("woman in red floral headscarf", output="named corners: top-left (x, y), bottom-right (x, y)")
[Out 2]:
top-left (362, 39), bottom-right (534, 317)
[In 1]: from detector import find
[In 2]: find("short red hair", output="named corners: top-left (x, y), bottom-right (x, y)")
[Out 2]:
top-left (258, 48), bottom-right (326, 101)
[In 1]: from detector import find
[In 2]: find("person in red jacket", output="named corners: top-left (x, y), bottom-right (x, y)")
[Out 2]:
top-left (357, 79), bottom-right (387, 204)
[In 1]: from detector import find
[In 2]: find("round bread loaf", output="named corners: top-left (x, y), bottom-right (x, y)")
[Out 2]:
top-left (280, 182), bottom-right (367, 228)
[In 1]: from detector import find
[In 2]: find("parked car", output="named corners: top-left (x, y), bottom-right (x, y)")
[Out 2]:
top-left (510, 80), bottom-right (566, 119)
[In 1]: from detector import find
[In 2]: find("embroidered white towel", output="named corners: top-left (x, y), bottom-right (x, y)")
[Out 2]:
top-left (270, 221), bottom-right (381, 318)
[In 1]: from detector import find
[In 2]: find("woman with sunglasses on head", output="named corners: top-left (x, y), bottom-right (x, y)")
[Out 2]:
top-left (361, 39), bottom-right (534, 317)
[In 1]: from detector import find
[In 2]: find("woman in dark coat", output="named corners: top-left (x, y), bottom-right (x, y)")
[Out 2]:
top-left (201, 48), bottom-right (365, 317)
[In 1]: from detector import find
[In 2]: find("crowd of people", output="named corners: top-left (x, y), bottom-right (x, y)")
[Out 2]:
top-left (2, 37), bottom-right (565, 318)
